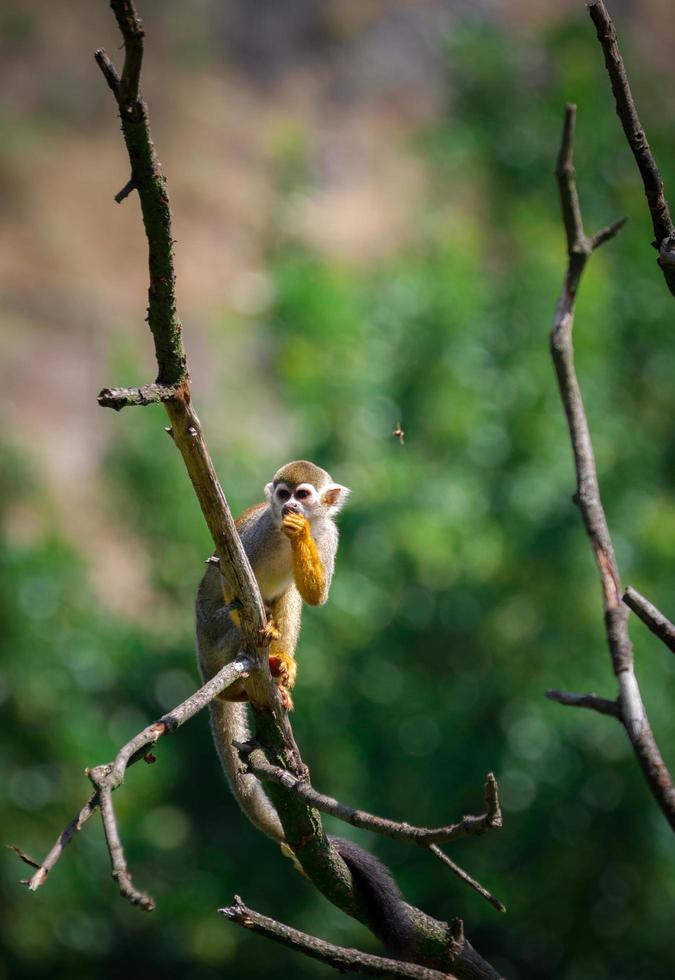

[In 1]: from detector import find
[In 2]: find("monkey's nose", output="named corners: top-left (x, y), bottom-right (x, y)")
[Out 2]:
top-left (282, 502), bottom-right (301, 517)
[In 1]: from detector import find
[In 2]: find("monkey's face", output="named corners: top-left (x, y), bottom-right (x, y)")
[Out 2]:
top-left (265, 477), bottom-right (350, 525)
top-left (267, 480), bottom-right (322, 523)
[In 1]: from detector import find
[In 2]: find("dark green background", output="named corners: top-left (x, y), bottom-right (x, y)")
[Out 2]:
top-left (2, 3), bottom-right (674, 978)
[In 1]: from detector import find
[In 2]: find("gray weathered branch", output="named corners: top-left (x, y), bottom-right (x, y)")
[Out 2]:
top-left (550, 103), bottom-right (675, 829)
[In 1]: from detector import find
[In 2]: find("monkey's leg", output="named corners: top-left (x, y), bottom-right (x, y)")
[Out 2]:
top-left (268, 587), bottom-right (302, 709)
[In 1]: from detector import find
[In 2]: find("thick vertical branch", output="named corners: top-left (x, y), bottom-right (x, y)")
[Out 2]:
top-left (549, 105), bottom-right (675, 829)
top-left (95, 1), bottom-right (273, 710)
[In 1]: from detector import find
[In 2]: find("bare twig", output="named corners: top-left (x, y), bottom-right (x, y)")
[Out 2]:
top-left (550, 104), bottom-right (675, 828)
top-left (428, 846), bottom-right (505, 914)
top-left (92, 773), bottom-right (155, 911)
top-left (114, 176), bottom-right (136, 203)
top-left (239, 747), bottom-right (502, 846)
top-left (93, 48), bottom-right (119, 94)
top-left (587, 0), bottom-right (675, 295)
top-left (24, 795), bottom-right (99, 891)
top-left (8, 844), bottom-right (41, 873)
top-left (98, 382), bottom-right (179, 409)
top-left (545, 689), bottom-right (619, 718)
top-left (220, 896), bottom-right (456, 980)
top-left (623, 586), bottom-right (675, 655)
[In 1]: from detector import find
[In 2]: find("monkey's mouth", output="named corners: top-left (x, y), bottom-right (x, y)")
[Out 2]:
top-left (282, 502), bottom-right (302, 517)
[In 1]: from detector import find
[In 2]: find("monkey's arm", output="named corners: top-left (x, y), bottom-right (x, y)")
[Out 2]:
top-left (281, 513), bottom-right (329, 605)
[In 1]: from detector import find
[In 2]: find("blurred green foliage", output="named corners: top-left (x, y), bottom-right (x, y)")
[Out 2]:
top-left (2, 12), bottom-right (675, 980)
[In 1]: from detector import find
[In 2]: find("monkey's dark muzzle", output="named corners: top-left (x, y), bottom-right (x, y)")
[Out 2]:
top-left (282, 502), bottom-right (302, 517)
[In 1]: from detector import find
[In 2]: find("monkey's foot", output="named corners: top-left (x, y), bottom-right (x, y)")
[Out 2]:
top-left (281, 512), bottom-right (309, 540)
top-left (277, 686), bottom-right (294, 712)
top-left (260, 618), bottom-right (281, 642)
top-left (269, 650), bottom-right (297, 711)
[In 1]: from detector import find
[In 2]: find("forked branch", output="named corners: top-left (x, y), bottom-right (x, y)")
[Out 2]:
top-left (20, 655), bottom-right (253, 897)
top-left (549, 104), bottom-right (675, 829)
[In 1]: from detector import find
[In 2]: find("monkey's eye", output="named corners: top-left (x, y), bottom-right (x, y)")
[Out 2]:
top-left (277, 488), bottom-right (290, 502)
top-left (295, 488), bottom-right (311, 500)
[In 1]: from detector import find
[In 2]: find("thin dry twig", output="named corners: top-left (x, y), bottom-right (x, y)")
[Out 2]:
top-left (92, 772), bottom-right (155, 911)
top-left (220, 896), bottom-right (456, 980)
top-left (238, 746), bottom-right (502, 845)
top-left (114, 176), bottom-right (136, 203)
top-left (428, 846), bottom-right (505, 914)
top-left (550, 103), bottom-right (675, 828)
top-left (623, 586), bottom-right (675, 656)
top-left (545, 689), bottom-right (619, 718)
top-left (587, 0), bottom-right (675, 294)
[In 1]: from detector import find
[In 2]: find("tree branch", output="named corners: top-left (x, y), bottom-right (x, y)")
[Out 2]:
top-left (238, 747), bottom-right (502, 845)
top-left (219, 896), bottom-right (457, 980)
top-left (587, 0), bottom-right (675, 295)
top-left (550, 104), bottom-right (675, 828)
top-left (93, 772), bottom-right (155, 910)
top-left (427, 846), bottom-right (505, 914)
top-left (623, 586), bottom-right (675, 655)
top-left (545, 689), bottom-right (619, 718)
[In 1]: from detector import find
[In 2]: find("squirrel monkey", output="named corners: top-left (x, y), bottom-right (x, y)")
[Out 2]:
top-left (195, 461), bottom-right (414, 953)
top-left (196, 460), bottom-right (349, 838)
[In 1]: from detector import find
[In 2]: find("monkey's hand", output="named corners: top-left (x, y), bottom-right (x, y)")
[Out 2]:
top-left (280, 511), bottom-right (309, 540)
top-left (269, 648), bottom-right (297, 712)
top-left (260, 618), bottom-right (281, 642)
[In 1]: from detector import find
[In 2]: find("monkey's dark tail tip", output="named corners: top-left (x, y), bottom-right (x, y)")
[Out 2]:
top-left (330, 835), bottom-right (416, 955)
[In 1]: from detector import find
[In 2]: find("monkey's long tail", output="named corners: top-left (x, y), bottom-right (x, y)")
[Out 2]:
top-left (208, 698), bottom-right (285, 841)
top-left (330, 835), bottom-right (416, 955)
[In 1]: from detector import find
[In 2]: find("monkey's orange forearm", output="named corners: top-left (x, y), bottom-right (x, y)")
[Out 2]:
top-left (285, 517), bottom-right (326, 605)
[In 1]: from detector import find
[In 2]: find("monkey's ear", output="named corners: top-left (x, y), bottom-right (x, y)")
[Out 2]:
top-left (264, 482), bottom-right (274, 500)
top-left (322, 484), bottom-right (350, 514)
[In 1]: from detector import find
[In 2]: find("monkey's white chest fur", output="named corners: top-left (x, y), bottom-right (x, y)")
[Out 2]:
top-left (253, 534), bottom-right (293, 602)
